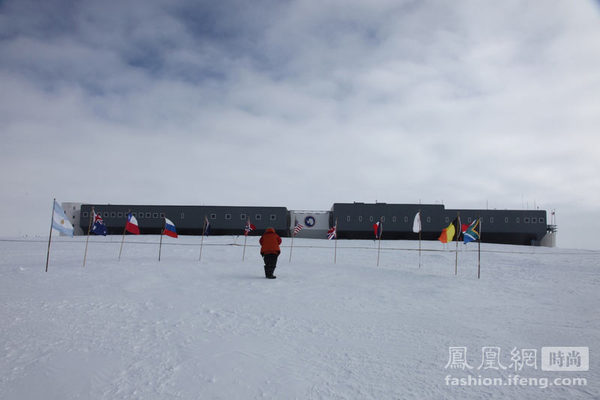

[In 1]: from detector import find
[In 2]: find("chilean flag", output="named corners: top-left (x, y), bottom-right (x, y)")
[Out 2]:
top-left (373, 220), bottom-right (383, 239)
top-left (163, 218), bottom-right (178, 238)
top-left (126, 213), bottom-right (140, 234)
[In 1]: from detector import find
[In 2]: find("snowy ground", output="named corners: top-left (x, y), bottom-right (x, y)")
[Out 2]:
top-left (1, 235), bottom-right (598, 399)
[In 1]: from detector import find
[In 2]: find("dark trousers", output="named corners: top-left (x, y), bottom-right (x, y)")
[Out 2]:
top-left (262, 253), bottom-right (278, 277)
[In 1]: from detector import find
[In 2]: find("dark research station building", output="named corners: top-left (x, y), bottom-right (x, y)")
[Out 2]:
top-left (61, 202), bottom-right (557, 247)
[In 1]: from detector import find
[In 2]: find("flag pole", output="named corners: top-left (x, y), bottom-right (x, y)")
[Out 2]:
top-left (118, 210), bottom-right (129, 261)
top-left (376, 218), bottom-right (382, 267)
top-left (478, 217), bottom-right (482, 279)
top-left (455, 212), bottom-right (460, 275)
top-left (334, 218), bottom-right (338, 264)
top-left (242, 234), bottom-right (247, 261)
top-left (242, 220), bottom-right (249, 261)
top-left (418, 210), bottom-right (422, 269)
top-left (289, 232), bottom-right (294, 262)
top-left (199, 216), bottom-right (206, 262)
top-left (83, 206), bottom-right (94, 268)
top-left (158, 216), bottom-right (164, 261)
top-left (377, 236), bottom-right (381, 266)
top-left (45, 198), bottom-right (56, 272)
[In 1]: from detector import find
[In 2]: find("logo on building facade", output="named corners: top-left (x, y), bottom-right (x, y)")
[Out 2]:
top-left (304, 216), bottom-right (316, 227)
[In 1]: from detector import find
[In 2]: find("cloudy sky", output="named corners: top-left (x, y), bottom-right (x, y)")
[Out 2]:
top-left (1, 0), bottom-right (599, 249)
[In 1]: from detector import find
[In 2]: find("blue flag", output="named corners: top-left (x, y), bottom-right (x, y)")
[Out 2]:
top-left (91, 210), bottom-right (107, 236)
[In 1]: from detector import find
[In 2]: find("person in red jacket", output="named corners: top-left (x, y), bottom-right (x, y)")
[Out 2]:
top-left (259, 227), bottom-right (281, 279)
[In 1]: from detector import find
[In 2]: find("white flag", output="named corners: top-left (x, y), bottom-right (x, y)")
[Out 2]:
top-left (52, 200), bottom-right (74, 236)
top-left (412, 212), bottom-right (421, 233)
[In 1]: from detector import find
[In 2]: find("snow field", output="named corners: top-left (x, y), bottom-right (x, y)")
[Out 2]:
top-left (1, 236), bottom-right (598, 399)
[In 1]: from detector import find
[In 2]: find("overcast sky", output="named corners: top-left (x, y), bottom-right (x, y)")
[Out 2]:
top-left (1, 0), bottom-right (599, 249)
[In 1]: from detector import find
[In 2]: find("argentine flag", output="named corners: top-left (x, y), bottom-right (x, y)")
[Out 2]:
top-left (52, 200), bottom-right (74, 236)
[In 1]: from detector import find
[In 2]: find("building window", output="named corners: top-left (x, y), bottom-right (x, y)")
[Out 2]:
top-left (358, 216), bottom-right (363, 222)
top-left (160, 213), bottom-right (165, 218)
top-left (255, 214), bottom-right (262, 221)
top-left (118, 212), bottom-right (123, 218)
top-left (82, 212), bottom-right (89, 218)
top-left (392, 216), bottom-right (397, 223)
top-left (524, 217), bottom-right (530, 224)
top-left (210, 213), bottom-right (217, 220)
top-left (505, 217), bottom-right (509, 223)
top-left (346, 216), bottom-right (351, 222)
top-left (150, 213), bottom-right (155, 218)
top-left (539, 217), bottom-right (545, 223)
top-left (490, 217), bottom-right (494, 223)
top-left (180, 213), bottom-right (185, 220)
top-left (445, 217), bottom-right (449, 223)
top-left (427, 217), bottom-right (431, 223)
top-left (225, 213), bottom-right (232, 220)
top-left (403, 216), bottom-right (408, 223)
top-left (111, 212), bottom-right (116, 218)
top-left (270, 214), bottom-right (277, 221)
top-left (516, 217), bottom-right (520, 223)
top-left (240, 213), bottom-right (247, 220)
top-left (468, 217), bottom-right (472, 223)
top-left (381, 216), bottom-right (385, 223)
top-left (369, 216), bottom-right (374, 222)
top-left (104, 212), bottom-right (109, 217)
top-left (132, 212), bottom-right (137, 217)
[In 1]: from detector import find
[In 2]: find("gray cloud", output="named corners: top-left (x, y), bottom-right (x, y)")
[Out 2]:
top-left (1, 0), bottom-right (599, 249)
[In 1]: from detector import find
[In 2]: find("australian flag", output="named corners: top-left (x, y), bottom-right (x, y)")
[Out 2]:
top-left (91, 210), bottom-right (107, 236)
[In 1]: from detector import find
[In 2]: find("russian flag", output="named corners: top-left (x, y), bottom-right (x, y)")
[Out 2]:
top-left (164, 218), bottom-right (178, 238)
top-left (126, 213), bottom-right (140, 234)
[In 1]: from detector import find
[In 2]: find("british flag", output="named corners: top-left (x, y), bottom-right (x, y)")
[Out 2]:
top-left (327, 225), bottom-right (337, 240)
top-left (244, 219), bottom-right (256, 236)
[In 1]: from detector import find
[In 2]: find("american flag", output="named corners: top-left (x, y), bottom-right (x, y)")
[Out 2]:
top-left (293, 219), bottom-right (303, 236)
top-left (244, 219), bottom-right (256, 236)
top-left (327, 225), bottom-right (337, 240)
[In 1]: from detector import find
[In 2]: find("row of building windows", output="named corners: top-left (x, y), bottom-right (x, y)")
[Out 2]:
top-left (343, 215), bottom-right (545, 224)
top-left (82, 211), bottom-right (168, 219)
top-left (345, 215), bottom-right (433, 224)
top-left (81, 211), bottom-right (278, 222)
top-left (211, 213), bottom-right (277, 221)
top-left (82, 210), bottom-right (544, 225)
top-left (442, 216), bottom-right (545, 224)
